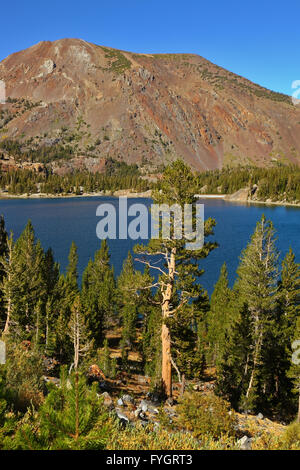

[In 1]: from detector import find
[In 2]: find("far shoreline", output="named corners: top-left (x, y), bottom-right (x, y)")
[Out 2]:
top-left (0, 189), bottom-right (153, 200)
top-left (1, 190), bottom-right (300, 209)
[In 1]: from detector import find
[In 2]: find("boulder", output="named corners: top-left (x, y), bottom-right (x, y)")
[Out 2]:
top-left (237, 435), bottom-right (252, 450)
top-left (140, 399), bottom-right (159, 414)
top-left (122, 394), bottom-right (135, 406)
top-left (117, 398), bottom-right (124, 406)
top-left (115, 409), bottom-right (130, 426)
top-left (101, 392), bottom-right (113, 408)
top-left (166, 397), bottom-right (176, 406)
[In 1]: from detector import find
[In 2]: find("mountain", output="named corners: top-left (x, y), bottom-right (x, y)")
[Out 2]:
top-left (1, 38), bottom-right (300, 173)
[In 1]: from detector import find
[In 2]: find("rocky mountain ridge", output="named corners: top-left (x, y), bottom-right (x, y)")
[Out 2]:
top-left (1, 38), bottom-right (300, 172)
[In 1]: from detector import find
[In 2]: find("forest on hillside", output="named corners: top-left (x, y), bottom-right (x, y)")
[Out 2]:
top-left (0, 161), bottom-right (299, 450)
top-left (195, 165), bottom-right (300, 203)
top-left (1, 161), bottom-right (300, 204)
top-left (0, 159), bottom-right (152, 195)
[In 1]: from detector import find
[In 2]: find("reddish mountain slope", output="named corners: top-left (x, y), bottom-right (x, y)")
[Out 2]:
top-left (1, 38), bottom-right (300, 172)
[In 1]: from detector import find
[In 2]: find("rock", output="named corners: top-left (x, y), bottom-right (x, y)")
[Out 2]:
top-left (164, 408), bottom-right (176, 417)
top-left (140, 400), bottom-right (159, 414)
top-left (140, 400), bottom-right (148, 413)
top-left (257, 413), bottom-right (264, 420)
top-left (122, 394), bottom-right (135, 406)
top-left (225, 187), bottom-right (249, 203)
top-left (146, 392), bottom-right (160, 403)
top-left (115, 409), bottom-right (129, 426)
top-left (101, 392), bottom-right (113, 408)
top-left (166, 397), bottom-right (176, 406)
top-left (237, 435), bottom-right (252, 450)
top-left (139, 411), bottom-right (147, 421)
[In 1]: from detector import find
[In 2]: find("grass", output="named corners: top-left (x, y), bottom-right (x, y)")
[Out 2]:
top-left (100, 47), bottom-right (131, 74)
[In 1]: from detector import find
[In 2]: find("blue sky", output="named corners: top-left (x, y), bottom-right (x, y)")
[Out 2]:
top-left (1, 0), bottom-right (299, 95)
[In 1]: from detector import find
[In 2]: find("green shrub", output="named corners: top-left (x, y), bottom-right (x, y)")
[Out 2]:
top-left (4, 342), bottom-right (44, 411)
top-left (280, 422), bottom-right (300, 450)
top-left (177, 392), bottom-right (237, 439)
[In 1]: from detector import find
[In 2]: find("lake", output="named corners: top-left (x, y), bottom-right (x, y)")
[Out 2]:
top-left (0, 196), bottom-right (300, 295)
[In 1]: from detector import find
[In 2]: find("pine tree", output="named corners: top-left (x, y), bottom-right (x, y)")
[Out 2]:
top-left (117, 252), bottom-right (139, 351)
top-left (134, 160), bottom-right (217, 396)
top-left (0, 215), bottom-right (8, 283)
top-left (41, 248), bottom-right (60, 355)
top-left (65, 241), bottom-right (79, 300)
top-left (288, 317), bottom-right (300, 423)
top-left (260, 248), bottom-right (300, 416)
top-left (10, 368), bottom-right (110, 449)
top-left (0, 234), bottom-right (18, 334)
top-left (69, 296), bottom-right (93, 371)
top-left (216, 216), bottom-right (280, 412)
top-left (278, 249), bottom-right (300, 419)
top-left (81, 240), bottom-right (115, 348)
top-left (11, 221), bottom-right (46, 340)
top-left (279, 248), bottom-right (300, 337)
top-left (207, 263), bottom-right (232, 367)
top-left (55, 242), bottom-right (79, 362)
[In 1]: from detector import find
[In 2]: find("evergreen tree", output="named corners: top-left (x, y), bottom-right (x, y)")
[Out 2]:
top-left (0, 234), bottom-right (18, 334)
top-left (287, 317), bottom-right (300, 423)
top-left (55, 242), bottom-right (79, 361)
top-left (117, 252), bottom-right (139, 351)
top-left (81, 240), bottom-right (115, 348)
top-left (260, 248), bottom-right (300, 417)
top-left (41, 248), bottom-right (60, 355)
top-left (9, 369), bottom-right (110, 449)
top-left (65, 241), bottom-right (79, 299)
top-left (134, 160), bottom-right (217, 396)
top-left (207, 263), bottom-right (232, 367)
top-left (279, 248), bottom-right (300, 337)
top-left (0, 215), bottom-right (8, 283)
top-left (12, 221), bottom-right (45, 339)
top-left (217, 216), bottom-right (280, 412)
top-left (69, 296), bottom-right (93, 371)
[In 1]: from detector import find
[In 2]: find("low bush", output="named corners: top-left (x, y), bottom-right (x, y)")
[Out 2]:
top-left (177, 391), bottom-right (237, 439)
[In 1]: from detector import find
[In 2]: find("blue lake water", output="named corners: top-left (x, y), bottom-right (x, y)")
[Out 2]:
top-left (0, 196), bottom-right (300, 295)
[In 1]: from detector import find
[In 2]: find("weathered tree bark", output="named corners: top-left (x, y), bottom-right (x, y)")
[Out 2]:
top-left (181, 374), bottom-right (186, 396)
top-left (161, 322), bottom-right (172, 396)
top-left (3, 295), bottom-right (11, 335)
top-left (246, 319), bottom-right (263, 399)
top-left (161, 247), bottom-right (176, 397)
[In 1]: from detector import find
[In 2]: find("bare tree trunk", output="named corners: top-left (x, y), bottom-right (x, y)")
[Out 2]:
top-left (35, 306), bottom-right (39, 345)
top-left (161, 247), bottom-right (176, 397)
top-left (45, 314), bottom-right (49, 352)
top-left (75, 371), bottom-right (79, 440)
top-left (161, 322), bottom-right (172, 396)
top-left (181, 374), bottom-right (186, 396)
top-left (3, 295), bottom-right (11, 335)
top-left (246, 324), bottom-right (263, 399)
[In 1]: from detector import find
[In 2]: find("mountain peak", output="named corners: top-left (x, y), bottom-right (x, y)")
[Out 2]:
top-left (0, 39), bottom-right (299, 171)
